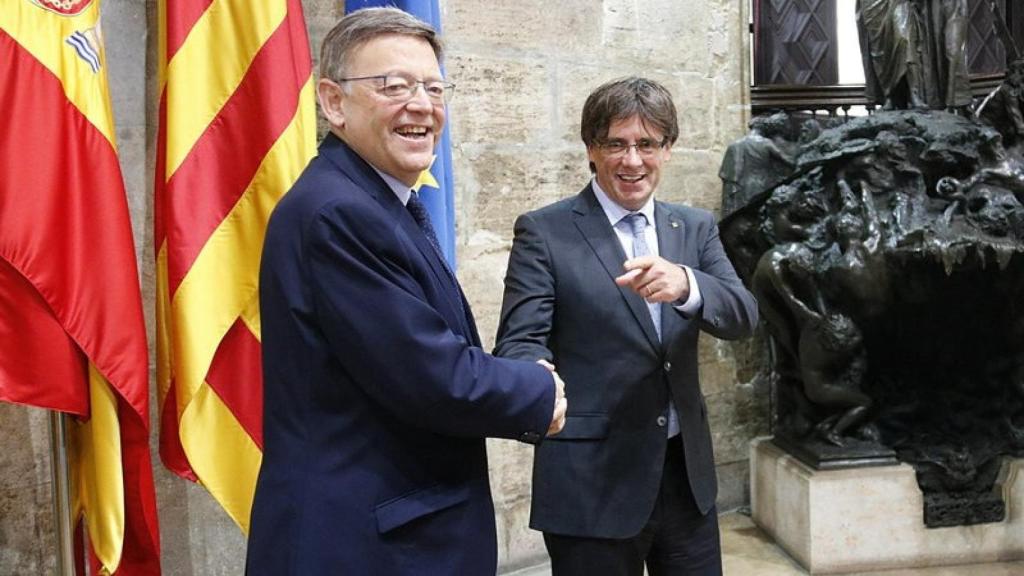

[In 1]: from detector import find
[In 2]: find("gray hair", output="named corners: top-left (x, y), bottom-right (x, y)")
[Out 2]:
top-left (580, 77), bottom-right (679, 148)
top-left (320, 7), bottom-right (443, 81)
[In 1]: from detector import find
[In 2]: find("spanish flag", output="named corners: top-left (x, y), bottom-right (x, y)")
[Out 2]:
top-left (0, 0), bottom-right (160, 573)
top-left (155, 0), bottom-right (316, 531)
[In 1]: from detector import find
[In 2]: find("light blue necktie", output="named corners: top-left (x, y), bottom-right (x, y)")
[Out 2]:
top-left (623, 214), bottom-right (660, 339)
top-left (622, 213), bottom-right (680, 438)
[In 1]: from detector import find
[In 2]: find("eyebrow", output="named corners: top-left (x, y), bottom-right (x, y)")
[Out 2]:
top-left (378, 70), bottom-right (445, 81)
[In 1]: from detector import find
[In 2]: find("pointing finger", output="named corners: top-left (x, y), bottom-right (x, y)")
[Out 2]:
top-left (614, 268), bottom-right (643, 287)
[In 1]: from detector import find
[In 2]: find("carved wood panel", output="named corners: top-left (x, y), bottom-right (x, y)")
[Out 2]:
top-left (968, 0), bottom-right (1007, 74)
top-left (754, 0), bottom-right (839, 86)
top-left (1010, 2), bottom-right (1024, 56)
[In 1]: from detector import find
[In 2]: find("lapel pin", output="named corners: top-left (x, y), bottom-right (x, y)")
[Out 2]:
top-left (671, 221), bottom-right (679, 228)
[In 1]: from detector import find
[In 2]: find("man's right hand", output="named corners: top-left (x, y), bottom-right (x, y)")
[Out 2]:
top-left (538, 360), bottom-right (567, 436)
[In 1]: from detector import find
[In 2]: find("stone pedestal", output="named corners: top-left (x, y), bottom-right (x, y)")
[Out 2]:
top-left (750, 437), bottom-right (1024, 574)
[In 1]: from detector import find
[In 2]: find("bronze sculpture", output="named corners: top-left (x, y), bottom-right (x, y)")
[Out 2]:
top-left (921, 0), bottom-right (972, 109)
top-left (721, 108), bottom-right (1024, 526)
top-left (719, 112), bottom-right (795, 218)
top-left (857, 0), bottom-right (926, 109)
top-left (856, 0), bottom-right (971, 110)
top-left (978, 59), bottom-right (1024, 147)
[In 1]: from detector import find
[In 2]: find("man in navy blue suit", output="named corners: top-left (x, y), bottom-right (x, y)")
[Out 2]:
top-left (246, 8), bottom-right (566, 575)
top-left (496, 78), bottom-right (757, 575)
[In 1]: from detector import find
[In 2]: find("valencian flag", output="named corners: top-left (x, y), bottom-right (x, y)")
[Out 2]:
top-left (155, 0), bottom-right (316, 531)
top-left (347, 0), bottom-right (458, 264)
top-left (0, 0), bottom-right (160, 574)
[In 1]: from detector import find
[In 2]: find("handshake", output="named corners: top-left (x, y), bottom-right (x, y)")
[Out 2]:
top-left (537, 359), bottom-right (567, 436)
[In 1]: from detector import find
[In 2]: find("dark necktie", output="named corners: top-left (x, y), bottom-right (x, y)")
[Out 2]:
top-left (406, 191), bottom-right (444, 256)
top-left (406, 192), bottom-right (470, 325)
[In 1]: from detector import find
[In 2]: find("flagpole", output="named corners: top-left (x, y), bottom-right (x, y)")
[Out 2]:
top-left (48, 412), bottom-right (76, 576)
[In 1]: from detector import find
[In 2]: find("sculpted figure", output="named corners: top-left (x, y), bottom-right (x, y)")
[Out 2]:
top-left (978, 60), bottom-right (1024, 148)
top-left (857, 0), bottom-right (970, 109)
top-left (798, 312), bottom-right (874, 445)
top-left (934, 175), bottom-right (969, 226)
top-left (799, 118), bottom-right (822, 147)
top-left (719, 113), bottom-right (795, 217)
top-left (752, 184), bottom-right (829, 366)
top-left (964, 183), bottom-right (1024, 237)
top-left (920, 0), bottom-right (971, 109)
top-left (789, 182), bottom-right (882, 444)
top-left (857, 0), bottom-right (927, 109)
top-left (754, 242), bottom-right (823, 363)
top-left (823, 179), bottom-right (890, 320)
top-left (752, 182), bottom-right (878, 445)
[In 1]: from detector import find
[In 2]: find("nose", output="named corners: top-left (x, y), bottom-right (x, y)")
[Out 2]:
top-left (621, 145), bottom-right (643, 166)
top-left (405, 83), bottom-right (434, 111)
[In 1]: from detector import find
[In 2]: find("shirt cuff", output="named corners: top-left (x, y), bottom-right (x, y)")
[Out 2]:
top-left (673, 265), bottom-right (702, 316)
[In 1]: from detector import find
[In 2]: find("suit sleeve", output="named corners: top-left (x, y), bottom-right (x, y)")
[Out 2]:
top-left (307, 203), bottom-right (554, 442)
top-left (494, 213), bottom-right (556, 362)
top-left (687, 213), bottom-right (760, 340)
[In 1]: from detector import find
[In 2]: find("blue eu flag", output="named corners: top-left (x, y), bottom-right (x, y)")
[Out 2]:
top-left (345, 0), bottom-right (457, 267)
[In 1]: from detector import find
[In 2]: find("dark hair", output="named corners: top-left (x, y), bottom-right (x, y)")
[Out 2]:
top-left (580, 77), bottom-right (679, 149)
top-left (320, 7), bottom-right (443, 81)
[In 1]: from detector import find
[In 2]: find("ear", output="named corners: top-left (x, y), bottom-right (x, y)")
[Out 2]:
top-left (660, 145), bottom-right (672, 164)
top-left (317, 78), bottom-right (346, 130)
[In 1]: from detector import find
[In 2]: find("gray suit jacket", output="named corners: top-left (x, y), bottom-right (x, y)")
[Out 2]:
top-left (495, 184), bottom-right (758, 538)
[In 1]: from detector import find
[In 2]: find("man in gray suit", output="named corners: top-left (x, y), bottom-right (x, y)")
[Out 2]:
top-left (495, 77), bottom-right (758, 576)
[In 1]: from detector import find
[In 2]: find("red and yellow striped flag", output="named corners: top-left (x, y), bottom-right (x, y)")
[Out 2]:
top-left (0, 1), bottom-right (160, 573)
top-left (155, 0), bottom-right (316, 530)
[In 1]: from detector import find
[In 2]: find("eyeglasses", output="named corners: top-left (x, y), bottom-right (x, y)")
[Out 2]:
top-left (596, 138), bottom-right (667, 157)
top-left (337, 73), bottom-right (455, 105)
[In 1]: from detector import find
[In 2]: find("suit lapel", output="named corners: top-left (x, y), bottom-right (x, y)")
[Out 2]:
top-left (398, 214), bottom-right (477, 341)
top-left (572, 186), bottom-right (661, 352)
top-left (320, 135), bottom-right (474, 339)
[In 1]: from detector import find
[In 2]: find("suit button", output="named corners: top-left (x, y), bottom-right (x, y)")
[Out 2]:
top-left (520, 431), bottom-right (540, 444)
top-left (657, 416), bottom-right (667, 427)
top-left (663, 361), bottom-right (672, 372)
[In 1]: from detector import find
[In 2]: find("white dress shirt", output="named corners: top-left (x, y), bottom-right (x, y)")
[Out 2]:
top-left (591, 179), bottom-right (703, 314)
top-left (373, 167), bottom-right (414, 206)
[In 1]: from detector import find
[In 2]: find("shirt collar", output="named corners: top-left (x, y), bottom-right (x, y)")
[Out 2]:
top-left (372, 166), bottom-right (414, 206)
top-left (591, 177), bottom-right (656, 228)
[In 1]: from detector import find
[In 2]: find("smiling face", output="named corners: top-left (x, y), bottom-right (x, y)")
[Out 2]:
top-left (587, 115), bottom-right (671, 211)
top-left (318, 34), bottom-right (444, 186)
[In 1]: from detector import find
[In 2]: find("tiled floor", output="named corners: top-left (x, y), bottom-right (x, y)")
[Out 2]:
top-left (509, 512), bottom-right (1024, 575)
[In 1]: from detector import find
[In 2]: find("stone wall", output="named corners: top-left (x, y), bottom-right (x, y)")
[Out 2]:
top-left (0, 0), bottom-right (764, 573)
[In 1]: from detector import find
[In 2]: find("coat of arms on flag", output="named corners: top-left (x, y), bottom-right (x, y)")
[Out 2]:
top-left (66, 28), bottom-right (101, 73)
top-left (28, 0), bottom-right (93, 16)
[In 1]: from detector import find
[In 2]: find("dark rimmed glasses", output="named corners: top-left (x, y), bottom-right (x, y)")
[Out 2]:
top-left (596, 138), bottom-right (668, 157)
top-left (337, 73), bottom-right (455, 105)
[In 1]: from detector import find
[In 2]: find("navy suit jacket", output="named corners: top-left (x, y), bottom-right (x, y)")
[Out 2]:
top-left (246, 134), bottom-right (555, 575)
top-left (495, 185), bottom-right (758, 538)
